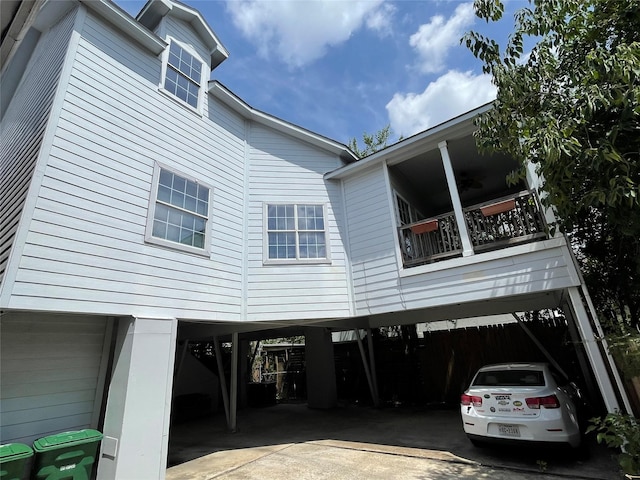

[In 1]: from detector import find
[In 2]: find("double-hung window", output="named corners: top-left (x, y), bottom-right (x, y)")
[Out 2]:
top-left (265, 204), bottom-right (329, 263)
top-left (146, 164), bottom-right (211, 255)
top-left (163, 41), bottom-right (202, 109)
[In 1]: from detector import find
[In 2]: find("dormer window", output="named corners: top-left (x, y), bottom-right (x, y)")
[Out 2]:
top-left (163, 41), bottom-right (202, 109)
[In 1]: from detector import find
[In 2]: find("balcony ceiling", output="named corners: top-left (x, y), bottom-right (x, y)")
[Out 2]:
top-left (392, 134), bottom-right (522, 212)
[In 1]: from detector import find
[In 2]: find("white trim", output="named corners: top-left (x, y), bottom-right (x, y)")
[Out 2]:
top-left (144, 161), bottom-right (213, 257)
top-left (383, 163), bottom-right (406, 274)
top-left (80, 0), bottom-right (166, 54)
top-left (262, 202), bottom-right (332, 265)
top-left (399, 236), bottom-right (569, 278)
top-left (159, 37), bottom-right (206, 112)
top-left (208, 81), bottom-right (355, 161)
top-left (339, 180), bottom-right (357, 317)
top-left (137, 0), bottom-right (228, 69)
top-left (241, 120), bottom-right (251, 318)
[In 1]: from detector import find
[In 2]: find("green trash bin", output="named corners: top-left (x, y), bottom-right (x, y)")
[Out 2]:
top-left (32, 430), bottom-right (102, 480)
top-left (0, 443), bottom-right (34, 480)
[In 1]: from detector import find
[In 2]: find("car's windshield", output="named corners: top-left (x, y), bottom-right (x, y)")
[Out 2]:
top-left (472, 369), bottom-right (545, 387)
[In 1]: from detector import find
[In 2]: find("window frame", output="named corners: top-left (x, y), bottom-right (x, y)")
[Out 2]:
top-left (145, 162), bottom-right (213, 256)
top-left (263, 202), bottom-right (331, 265)
top-left (159, 38), bottom-right (205, 111)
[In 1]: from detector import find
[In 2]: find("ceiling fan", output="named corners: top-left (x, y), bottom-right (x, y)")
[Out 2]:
top-left (456, 170), bottom-right (485, 192)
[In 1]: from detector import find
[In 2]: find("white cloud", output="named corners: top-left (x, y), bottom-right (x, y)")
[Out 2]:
top-left (365, 3), bottom-right (396, 37)
top-left (409, 2), bottom-right (475, 74)
top-left (386, 70), bottom-right (496, 137)
top-left (226, 0), bottom-right (392, 68)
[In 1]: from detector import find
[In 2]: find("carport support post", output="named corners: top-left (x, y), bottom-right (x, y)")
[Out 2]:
top-left (97, 316), bottom-right (177, 480)
top-left (305, 327), bottom-right (337, 408)
top-left (565, 287), bottom-right (631, 413)
top-left (230, 332), bottom-right (239, 432)
top-left (512, 313), bottom-right (569, 380)
top-left (355, 329), bottom-right (380, 407)
top-left (367, 328), bottom-right (379, 402)
top-left (213, 337), bottom-right (231, 429)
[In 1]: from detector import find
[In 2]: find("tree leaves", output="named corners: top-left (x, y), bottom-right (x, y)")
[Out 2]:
top-left (348, 124), bottom-right (393, 159)
top-left (465, 0), bottom-right (640, 328)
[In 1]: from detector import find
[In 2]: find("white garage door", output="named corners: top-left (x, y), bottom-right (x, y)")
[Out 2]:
top-left (0, 312), bottom-right (109, 445)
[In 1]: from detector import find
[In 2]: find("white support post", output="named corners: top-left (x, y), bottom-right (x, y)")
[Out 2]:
top-left (97, 317), bottom-right (178, 480)
top-left (566, 287), bottom-right (631, 413)
top-left (438, 141), bottom-right (474, 256)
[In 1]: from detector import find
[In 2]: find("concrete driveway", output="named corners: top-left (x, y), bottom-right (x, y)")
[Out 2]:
top-left (167, 403), bottom-right (623, 479)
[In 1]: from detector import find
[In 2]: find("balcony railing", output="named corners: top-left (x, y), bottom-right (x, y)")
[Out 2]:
top-left (399, 213), bottom-right (463, 267)
top-left (398, 190), bottom-right (547, 268)
top-left (464, 190), bottom-right (547, 252)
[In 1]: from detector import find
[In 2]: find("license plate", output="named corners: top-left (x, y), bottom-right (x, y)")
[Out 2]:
top-left (498, 424), bottom-right (520, 437)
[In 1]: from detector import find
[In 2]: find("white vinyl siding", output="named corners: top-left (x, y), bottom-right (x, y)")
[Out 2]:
top-left (0, 9), bottom-right (76, 287)
top-left (0, 313), bottom-right (107, 446)
top-left (246, 124), bottom-right (350, 321)
top-left (2, 12), bottom-right (245, 319)
top-left (341, 166), bottom-right (577, 317)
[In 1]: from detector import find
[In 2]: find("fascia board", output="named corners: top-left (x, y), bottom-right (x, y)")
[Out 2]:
top-left (138, 0), bottom-right (229, 69)
top-left (79, 0), bottom-right (166, 55)
top-left (208, 81), bottom-right (356, 162)
top-left (324, 102), bottom-right (494, 180)
top-left (0, 0), bottom-right (45, 72)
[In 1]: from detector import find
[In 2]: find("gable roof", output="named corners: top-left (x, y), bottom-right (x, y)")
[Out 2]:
top-left (137, 0), bottom-right (229, 69)
top-left (209, 81), bottom-right (357, 164)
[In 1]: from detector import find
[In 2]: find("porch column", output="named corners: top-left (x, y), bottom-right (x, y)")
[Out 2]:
top-left (438, 141), bottom-right (474, 256)
top-left (97, 316), bottom-right (178, 480)
top-left (564, 287), bottom-right (631, 413)
top-left (305, 327), bottom-right (337, 409)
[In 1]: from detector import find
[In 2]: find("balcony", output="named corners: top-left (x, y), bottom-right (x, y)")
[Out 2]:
top-left (398, 190), bottom-right (547, 268)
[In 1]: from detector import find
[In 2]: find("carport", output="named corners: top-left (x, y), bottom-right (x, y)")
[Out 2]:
top-left (166, 402), bottom-right (622, 479)
top-left (171, 282), bottom-right (631, 440)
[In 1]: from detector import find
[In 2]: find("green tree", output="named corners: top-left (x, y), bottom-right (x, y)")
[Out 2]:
top-left (464, 0), bottom-right (640, 329)
top-left (348, 124), bottom-right (392, 158)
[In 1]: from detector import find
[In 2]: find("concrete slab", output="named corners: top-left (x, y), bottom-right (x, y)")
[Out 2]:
top-left (167, 403), bottom-right (624, 479)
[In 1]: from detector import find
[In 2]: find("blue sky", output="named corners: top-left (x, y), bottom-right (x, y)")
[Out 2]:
top-left (115, 0), bottom-right (520, 146)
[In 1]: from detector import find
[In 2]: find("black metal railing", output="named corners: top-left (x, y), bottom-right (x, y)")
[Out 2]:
top-left (399, 212), bottom-right (463, 267)
top-left (464, 190), bottom-right (547, 252)
top-left (398, 190), bottom-right (547, 267)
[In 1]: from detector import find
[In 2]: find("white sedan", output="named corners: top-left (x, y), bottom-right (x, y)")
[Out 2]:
top-left (460, 363), bottom-right (582, 448)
